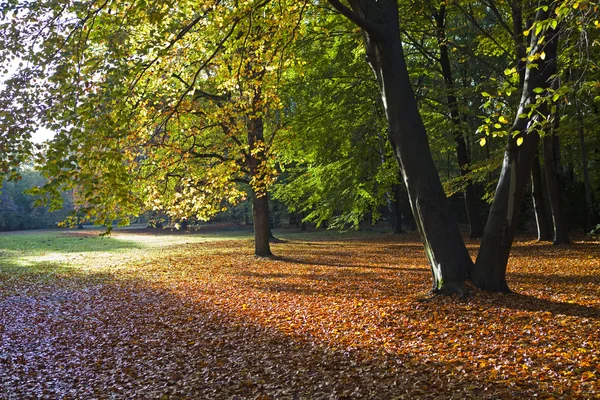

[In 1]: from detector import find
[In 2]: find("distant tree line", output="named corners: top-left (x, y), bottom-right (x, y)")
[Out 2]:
top-left (0, 170), bottom-right (74, 231)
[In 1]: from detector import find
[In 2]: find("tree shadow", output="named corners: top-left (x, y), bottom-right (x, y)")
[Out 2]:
top-left (269, 255), bottom-right (420, 271)
top-left (510, 271), bottom-right (600, 286)
top-left (237, 260), bottom-right (429, 300)
top-left (508, 240), bottom-right (600, 258)
top-left (495, 292), bottom-right (600, 319)
top-left (0, 273), bottom-right (553, 399)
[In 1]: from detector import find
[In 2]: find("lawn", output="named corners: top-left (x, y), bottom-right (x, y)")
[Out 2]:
top-left (1, 227), bottom-right (599, 399)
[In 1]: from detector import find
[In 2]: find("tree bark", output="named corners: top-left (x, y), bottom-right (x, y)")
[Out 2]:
top-left (247, 90), bottom-right (272, 257)
top-left (329, 0), bottom-right (473, 294)
top-left (530, 151), bottom-right (552, 241)
top-left (252, 189), bottom-right (272, 256)
top-left (435, 4), bottom-right (483, 239)
top-left (576, 98), bottom-right (595, 228)
top-left (474, 4), bottom-right (558, 291)
top-left (543, 132), bottom-right (570, 244)
top-left (392, 184), bottom-right (404, 234)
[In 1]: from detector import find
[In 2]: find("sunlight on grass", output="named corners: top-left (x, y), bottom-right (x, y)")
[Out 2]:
top-left (0, 228), bottom-right (255, 279)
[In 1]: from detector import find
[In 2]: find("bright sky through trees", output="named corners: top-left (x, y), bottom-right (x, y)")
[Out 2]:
top-left (1, 61), bottom-right (54, 144)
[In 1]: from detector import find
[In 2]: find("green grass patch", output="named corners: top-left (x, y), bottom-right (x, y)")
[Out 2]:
top-left (0, 231), bottom-right (141, 256)
top-left (0, 227), bottom-right (256, 278)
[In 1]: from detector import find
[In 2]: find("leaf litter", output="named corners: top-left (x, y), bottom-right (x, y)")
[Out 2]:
top-left (0, 231), bottom-right (599, 399)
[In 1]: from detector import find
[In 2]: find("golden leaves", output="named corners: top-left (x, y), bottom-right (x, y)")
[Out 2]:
top-left (1, 230), bottom-right (599, 397)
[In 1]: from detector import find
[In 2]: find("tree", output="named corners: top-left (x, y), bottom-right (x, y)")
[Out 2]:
top-left (530, 152), bottom-right (553, 241)
top-left (0, 0), bottom-right (308, 256)
top-left (327, 0), bottom-right (473, 294)
top-left (422, 1), bottom-right (485, 238)
top-left (327, 0), bottom-right (589, 293)
top-left (474, 2), bottom-right (561, 291)
top-left (2, 0), bottom-right (597, 293)
top-left (0, 168), bottom-right (73, 231)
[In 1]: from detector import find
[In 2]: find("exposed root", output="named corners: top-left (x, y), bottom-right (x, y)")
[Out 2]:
top-left (419, 282), bottom-right (471, 302)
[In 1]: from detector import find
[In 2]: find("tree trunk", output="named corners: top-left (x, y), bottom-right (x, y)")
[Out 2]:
top-left (531, 151), bottom-right (552, 241)
top-left (252, 188), bottom-right (272, 256)
top-left (435, 4), bottom-right (483, 239)
top-left (247, 89), bottom-right (272, 257)
top-left (474, 5), bottom-right (558, 291)
top-left (329, 0), bottom-right (473, 294)
top-left (543, 133), bottom-right (570, 244)
top-left (392, 183), bottom-right (404, 234)
top-left (475, 134), bottom-right (540, 292)
top-left (576, 98), bottom-right (595, 228)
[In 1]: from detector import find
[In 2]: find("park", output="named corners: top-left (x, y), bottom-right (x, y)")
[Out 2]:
top-left (1, 0), bottom-right (599, 398)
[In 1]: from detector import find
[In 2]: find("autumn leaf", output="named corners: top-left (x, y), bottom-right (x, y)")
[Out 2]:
top-left (1, 228), bottom-right (599, 398)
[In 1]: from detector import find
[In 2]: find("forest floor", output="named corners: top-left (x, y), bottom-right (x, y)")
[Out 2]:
top-left (0, 226), bottom-right (599, 399)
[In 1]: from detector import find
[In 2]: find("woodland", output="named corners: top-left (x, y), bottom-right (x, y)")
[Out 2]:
top-left (0, 0), bottom-right (600, 398)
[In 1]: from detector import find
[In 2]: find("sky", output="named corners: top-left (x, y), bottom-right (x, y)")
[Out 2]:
top-left (1, 60), bottom-right (56, 144)
top-left (33, 127), bottom-right (56, 143)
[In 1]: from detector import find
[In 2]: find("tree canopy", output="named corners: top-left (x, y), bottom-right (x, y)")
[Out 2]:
top-left (1, 0), bottom-right (599, 291)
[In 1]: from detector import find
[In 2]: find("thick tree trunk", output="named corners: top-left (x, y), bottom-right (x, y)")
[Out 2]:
top-left (247, 90), bottom-right (272, 257)
top-left (475, 133), bottom-right (539, 292)
top-left (435, 4), bottom-right (483, 239)
top-left (329, 0), bottom-right (473, 294)
top-left (543, 133), bottom-right (570, 244)
top-left (474, 5), bottom-right (557, 291)
top-left (252, 189), bottom-right (272, 256)
top-left (531, 151), bottom-right (552, 241)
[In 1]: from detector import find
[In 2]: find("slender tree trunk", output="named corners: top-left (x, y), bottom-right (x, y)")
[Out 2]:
top-left (474, 5), bottom-right (557, 291)
top-left (392, 183), bottom-right (404, 234)
top-left (435, 4), bottom-right (483, 238)
top-left (329, 0), bottom-right (473, 294)
top-left (243, 202), bottom-right (250, 226)
top-left (531, 151), bottom-right (552, 241)
top-left (576, 98), bottom-right (595, 228)
top-left (543, 132), bottom-right (570, 244)
top-left (511, 0), bottom-right (527, 88)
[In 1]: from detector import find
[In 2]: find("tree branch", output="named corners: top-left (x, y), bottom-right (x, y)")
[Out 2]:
top-left (189, 151), bottom-right (228, 162)
top-left (454, 2), bottom-right (511, 57)
top-left (129, 7), bottom-right (214, 92)
top-left (481, 0), bottom-right (514, 37)
top-left (193, 88), bottom-right (229, 102)
top-left (327, 0), bottom-right (383, 39)
top-left (161, 18), bottom-right (240, 128)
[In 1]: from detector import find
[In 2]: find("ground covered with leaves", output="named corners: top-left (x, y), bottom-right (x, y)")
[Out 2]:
top-left (1, 228), bottom-right (599, 399)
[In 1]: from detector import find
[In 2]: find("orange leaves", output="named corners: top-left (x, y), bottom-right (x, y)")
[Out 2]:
top-left (1, 230), bottom-right (600, 397)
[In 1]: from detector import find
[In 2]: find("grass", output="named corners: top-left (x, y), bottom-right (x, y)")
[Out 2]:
top-left (0, 226), bottom-right (257, 297)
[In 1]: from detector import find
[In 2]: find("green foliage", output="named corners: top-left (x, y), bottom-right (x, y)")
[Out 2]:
top-left (1, 0), bottom-right (599, 236)
top-left (272, 12), bottom-right (395, 230)
top-left (0, 0), bottom-right (310, 228)
top-left (0, 169), bottom-right (73, 231)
